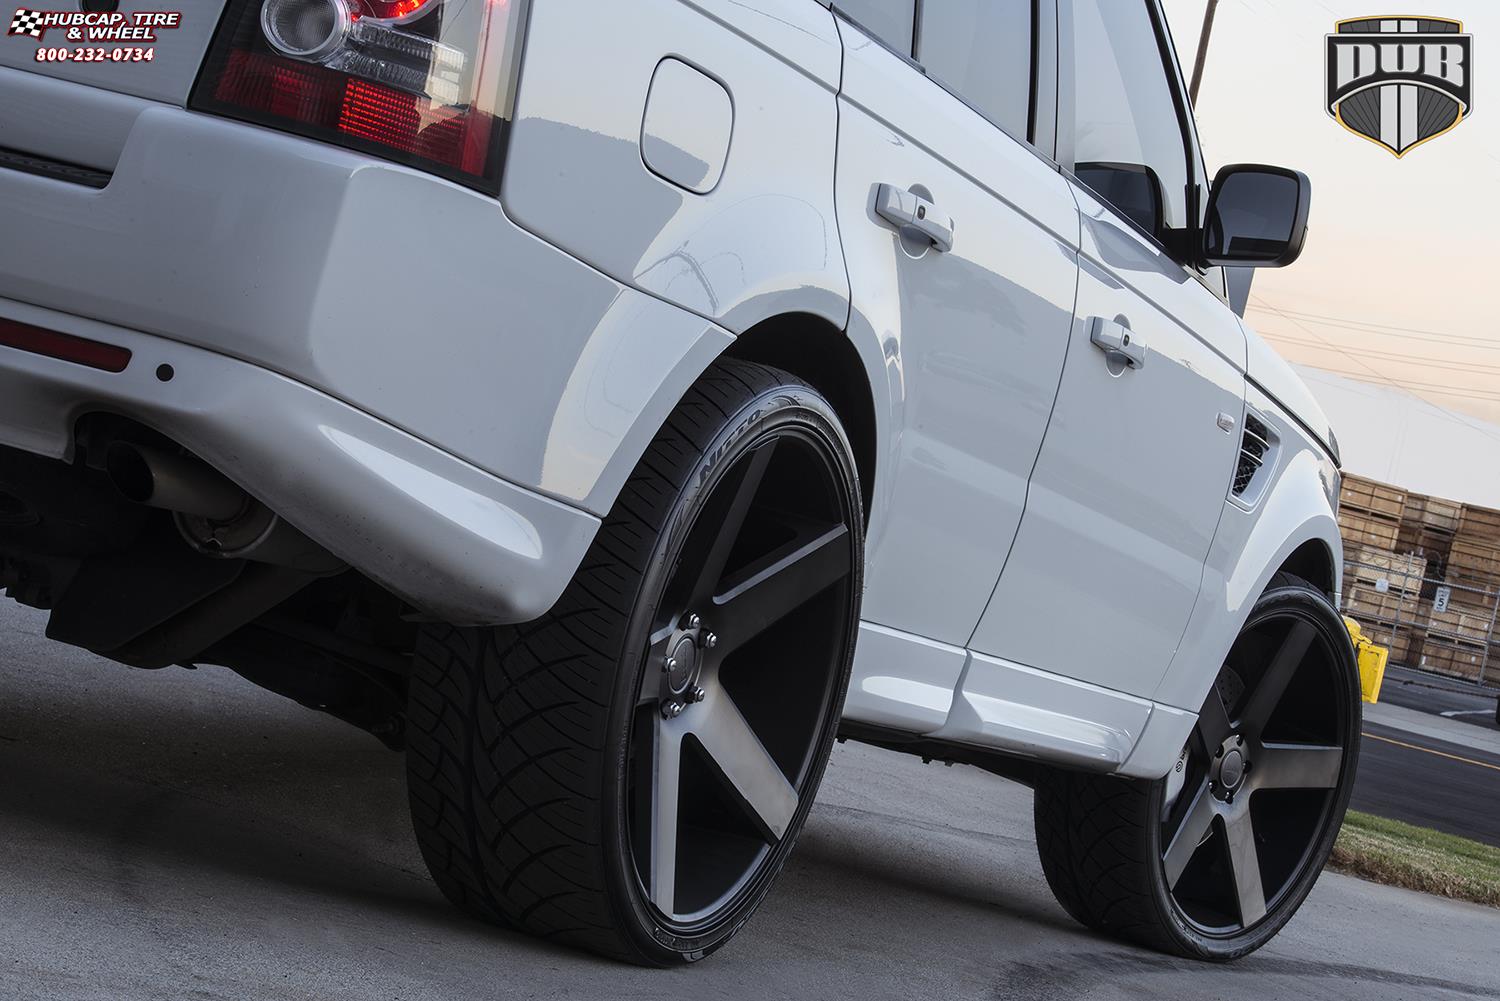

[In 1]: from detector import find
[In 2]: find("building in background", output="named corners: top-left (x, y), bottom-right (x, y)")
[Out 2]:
top-left (1296, 365), bottom-right (1500, 509)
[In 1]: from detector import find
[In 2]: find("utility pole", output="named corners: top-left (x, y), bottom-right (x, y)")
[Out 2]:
top-left (1189, 0), bottom-right (1220, 107)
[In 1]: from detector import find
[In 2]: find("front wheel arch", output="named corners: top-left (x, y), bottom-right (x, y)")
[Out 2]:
top-left (1276, 538), bottom-right (1337, 600)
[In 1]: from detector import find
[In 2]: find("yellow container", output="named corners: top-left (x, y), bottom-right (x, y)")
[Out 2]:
top-left (1343, 616), bottom-right (1389, 704)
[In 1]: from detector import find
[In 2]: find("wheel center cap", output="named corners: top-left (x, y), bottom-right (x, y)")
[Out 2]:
top-left (1219, 747), bottom-right (1246, 791)
top-left (667, 636), bottom-right (699, 694)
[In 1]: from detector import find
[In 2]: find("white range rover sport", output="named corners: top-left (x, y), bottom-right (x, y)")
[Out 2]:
top-left (0, 0), bottom-right (1355, 966)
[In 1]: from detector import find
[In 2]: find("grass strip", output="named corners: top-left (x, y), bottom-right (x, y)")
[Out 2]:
top-left (1331, 810), bottom-right (1500, 908)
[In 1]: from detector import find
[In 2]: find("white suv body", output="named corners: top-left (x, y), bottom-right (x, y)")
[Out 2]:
top-left (1, 0), bottom-right (1354, 967)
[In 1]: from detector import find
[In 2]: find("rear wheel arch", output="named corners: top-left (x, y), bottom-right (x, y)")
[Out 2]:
top-left (721, 314), bottom-right (879, 527)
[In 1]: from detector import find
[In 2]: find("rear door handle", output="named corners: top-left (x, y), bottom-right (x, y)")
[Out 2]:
top-left (875, 184), bottom-right (955, 253)
top-left (1089, 317), bottom-right (1147, 370)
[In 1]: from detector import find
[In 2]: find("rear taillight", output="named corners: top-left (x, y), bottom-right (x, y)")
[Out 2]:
top-left (190, 0), bottom-right (527, 193)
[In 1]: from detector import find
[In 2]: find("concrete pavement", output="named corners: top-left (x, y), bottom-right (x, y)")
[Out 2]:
top-left (2, 601), bottom-right (1499, 999)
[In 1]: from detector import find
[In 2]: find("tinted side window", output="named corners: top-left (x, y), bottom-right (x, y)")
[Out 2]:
top-left (917, 0), bottom-right (1033, 142)
top-left (836, 0), bottom-right (915, 53)
top-left (1068, 0), bottom-right (1190, 236)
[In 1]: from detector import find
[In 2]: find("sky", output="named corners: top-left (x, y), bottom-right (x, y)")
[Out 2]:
top-left (1160, 0), bottom-right (1500, 429)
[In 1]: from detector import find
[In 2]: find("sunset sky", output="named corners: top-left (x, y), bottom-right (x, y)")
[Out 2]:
top-left (1160, 1), bottom-right (1500, 429)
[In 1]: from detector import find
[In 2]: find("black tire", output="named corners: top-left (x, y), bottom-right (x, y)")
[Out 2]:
top-left (405, 359), bottom-right (863, 965)
top-left (1033, 573), bottom-right (1361, 961)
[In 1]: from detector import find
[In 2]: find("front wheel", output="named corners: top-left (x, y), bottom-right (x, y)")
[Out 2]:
top-left (1033, 573), bottom-right (1361, 961)
top-left (405, 359), bottom-right (864, 964)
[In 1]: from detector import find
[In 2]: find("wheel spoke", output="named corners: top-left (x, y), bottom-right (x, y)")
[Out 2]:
top-left (1224, 808), bottom-right (1268, 927)
top-left (1163, 780), bottom-right (1218, 889)
top-left (687, 682), bottom-right (798, 841)
top-left (689, 441), bottom-right (778, 607)
top-left (1196, 683), bottom-right (1233, 755)
top-left (711, 523), bottom-right (851, 655)
top-left (649, 717), bottom-right (683, 915)
top-left (1241, 621), bottom-right (1316, 736)
top-left (637, 624), bottom-right (677, 708)
top-left (1254, 743), bottom-right (1343, 791)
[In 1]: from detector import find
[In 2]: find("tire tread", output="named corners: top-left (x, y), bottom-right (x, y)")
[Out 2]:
top-left (406, 359), bottom-right (805, 962)
top-left (1032, 573), bottom-right (1357, 962)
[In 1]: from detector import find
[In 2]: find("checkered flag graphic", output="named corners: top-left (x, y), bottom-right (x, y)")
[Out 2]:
top-left (8, 8), bottom-right (44, 38)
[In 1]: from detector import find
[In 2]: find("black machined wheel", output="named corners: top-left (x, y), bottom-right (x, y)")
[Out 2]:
top-left (626, 428), bottom-right (857, 931)
top-left (1160, 581), bottom-right (1358, 940)
top-left (406, 359), bottom-right (863, 965)
top-left (1034, 574), bottom-right (1361, 961)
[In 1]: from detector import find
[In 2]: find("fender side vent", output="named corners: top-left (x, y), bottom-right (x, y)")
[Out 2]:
top-left (1232, 412), bottom-right (1272, 497)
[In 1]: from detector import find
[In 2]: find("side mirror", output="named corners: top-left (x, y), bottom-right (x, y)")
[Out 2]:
top-left (1201, 165), bottom-right (1311, 269)
top-left (1075, 162), bottom-right (1165, 240)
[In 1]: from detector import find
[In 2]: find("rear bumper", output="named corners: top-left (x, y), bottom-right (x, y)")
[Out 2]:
top-left (0, 67), bottom-right (736, 622)
top-left (0, 295), bottom-right (600, 625)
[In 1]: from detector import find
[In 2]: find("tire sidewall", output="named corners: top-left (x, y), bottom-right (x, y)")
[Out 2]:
top-left (600, 376), bottom-right (865, 964)
top-left (1146, 577), bottom-right (1362, 960)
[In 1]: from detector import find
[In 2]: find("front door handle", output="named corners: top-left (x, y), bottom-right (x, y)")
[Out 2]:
top-left (1089, 317), bottom-right (1147, 370)
top-left (875, 184), bottom-right (955, 253)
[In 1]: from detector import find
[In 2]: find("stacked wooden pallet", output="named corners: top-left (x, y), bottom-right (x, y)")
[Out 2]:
top-left (1415, 638), bottom-right (1490, 683)
top-left (1342, 583), bottom-right (1420, 631)
top-left (1398, 494), bottom-right (1461, 580)
top-left (1338, 476), bottom-right (1405, 550)
top-left (1339, 477), bottom-right (1423, 643)
top-left (1335, 473), bottom-right (1500, 685)
top-left (1344, 544), bottom-right (1427, 591)
top-left (1446, 503), bottom-right (1500, 597)
top-left (1449, 540), bottom-right (1500, 584)
top-left (1426, 503), bottom-right (1500, 683)
top-left (1341, 477), bottom-right (1407, 520)
top-left (1423, 599), bottom-right (1494, 647)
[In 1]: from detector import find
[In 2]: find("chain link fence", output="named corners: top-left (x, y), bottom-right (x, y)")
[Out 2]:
top-left (1343, 555), bottom-right (1500, 688)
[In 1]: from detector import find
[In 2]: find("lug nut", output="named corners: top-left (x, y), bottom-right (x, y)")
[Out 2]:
top-left (662, 701), bottom-right (685, 720)
top-left (688, 686), bottom-right (707, 704)
top-left (686, 613), bottom-right (702, 630)
top-left (663, 656), bottom-right (677, 675)
top-left (702, 632), bottom-right (718, 649)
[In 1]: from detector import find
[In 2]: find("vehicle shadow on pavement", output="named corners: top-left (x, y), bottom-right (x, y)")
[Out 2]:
top-left (0, 660), bottom-right (1088, 977)
top-left (4, 654), bottom-right (1499, 1000)
top-left (992, 950), bottom-right (1500, 1001)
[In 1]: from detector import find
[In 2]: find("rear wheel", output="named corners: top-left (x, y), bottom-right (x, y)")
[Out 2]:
top-left (405, 359), bottom-right (863, 964)
top-left (1033, 573), bottom-right (1360, 961)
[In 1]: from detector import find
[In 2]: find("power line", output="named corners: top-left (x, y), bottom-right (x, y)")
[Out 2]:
top-left (1290, 369), bottom-right (1500, 404)
top-left (1248, 306), bottom-right (1500, 350)
top-left (1250, 296), bottom-right (1500, 446)
top-left (1281, 357), bottom-right (1500, 401)
top-left (1260, 333), bottom-right (1500, 376)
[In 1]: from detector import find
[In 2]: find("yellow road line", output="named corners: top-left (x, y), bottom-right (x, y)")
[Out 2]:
top-left (1363, 731), bottom-right (1500, 774)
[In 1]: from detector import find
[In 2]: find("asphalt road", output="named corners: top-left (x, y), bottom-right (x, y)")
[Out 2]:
top-left (1353, 719), bottom-right (1500, 846)
top-left (3, 601), bottom-right (1500, 1000)
top-left (1381, 664), bottom-right (1500, 734)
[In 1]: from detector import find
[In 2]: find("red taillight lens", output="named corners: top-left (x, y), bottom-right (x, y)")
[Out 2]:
top-left (354, 0), bottom-right (435, 19)
top-left (191, 0), bottom-right (526, 193)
